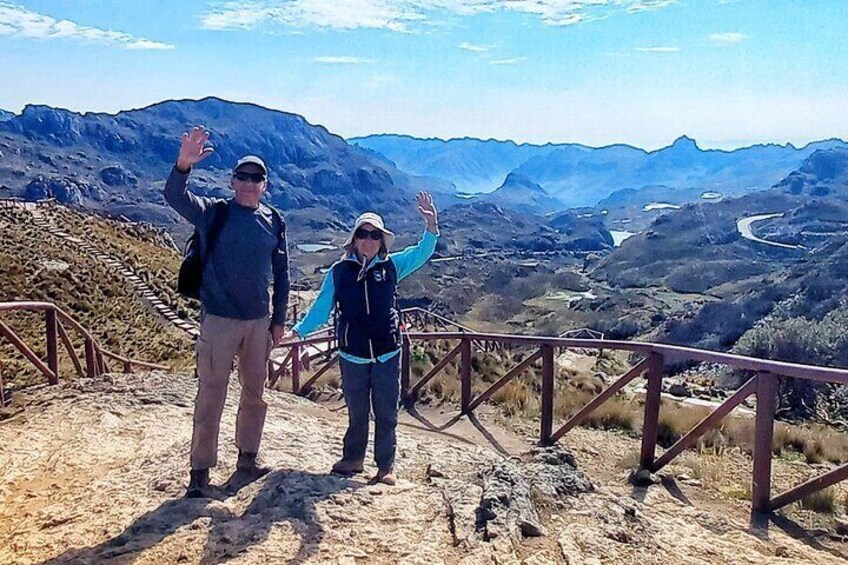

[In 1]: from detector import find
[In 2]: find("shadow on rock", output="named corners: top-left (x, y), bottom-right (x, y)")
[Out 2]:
top-left (201, 468), bottom-right (361, 564)
top-left (40, 469), bottom-right (357, 565)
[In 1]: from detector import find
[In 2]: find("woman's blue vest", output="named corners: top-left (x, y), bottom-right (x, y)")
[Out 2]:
top-left (333, 257), bottom-right (402, 359)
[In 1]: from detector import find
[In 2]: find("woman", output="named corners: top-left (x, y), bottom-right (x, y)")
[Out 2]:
top-left (289, 192), bottom-right (439, 485)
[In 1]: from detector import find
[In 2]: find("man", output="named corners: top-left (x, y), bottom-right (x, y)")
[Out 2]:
top-left (164, 126), bottom-right (289, 498)
top-left (287, 194), bottom-right (438, 485)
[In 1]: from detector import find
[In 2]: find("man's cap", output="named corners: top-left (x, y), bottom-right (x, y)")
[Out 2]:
top-left (233, 155), bottom-right (268, 175)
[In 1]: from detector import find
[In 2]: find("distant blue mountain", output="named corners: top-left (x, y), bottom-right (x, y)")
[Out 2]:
top-left (774, 146), bottom-right (848, 198)
top-left (0, 109), bottom-right (13, 121)
top-left (350, 133), bottom-right (848, 209)
top-left (349, 134), bottom-right (575, 194)
top-left (475, 172), bottom-right (562, 214)
top-left (518, 135), bottom-right (848, 207)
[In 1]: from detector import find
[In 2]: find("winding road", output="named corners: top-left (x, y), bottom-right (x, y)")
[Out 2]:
top-left (736, 212), bottom-right (804, 250)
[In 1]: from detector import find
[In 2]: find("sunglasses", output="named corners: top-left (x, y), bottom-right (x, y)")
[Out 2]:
top-left (233, 171), bottom-right (266, 183)
top-left (354, 228), bottom-right (383, 241)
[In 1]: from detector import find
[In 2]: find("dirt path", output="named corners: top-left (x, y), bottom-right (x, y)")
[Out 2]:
top-left (1, 373), bottom-right (845, 564)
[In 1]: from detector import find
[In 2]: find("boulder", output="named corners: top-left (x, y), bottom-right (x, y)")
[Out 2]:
top-left (100, 165), bottom-right (138, 187)
top-left (477, 446), bottom-right (594, 542)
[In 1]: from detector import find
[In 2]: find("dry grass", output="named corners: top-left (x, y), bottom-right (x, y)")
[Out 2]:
top-left (772, 422), bottom-right (848, 464)
top-left (427, 373), bottom-right (463, 404)
top-left (616, 449), bottom-right (641, 470)
top-left (48, 207), bottom-right (197, 319)
top-left (581, 399), bottom-right (639, 431)
top-left (490, 379), bottom-right (539, 417)
top-left (0, 206), bottom-right (194, 386)
top-left (726, 481), bottom-right (753, 501)
top-left (678, 452), bottom-right (728, 485)
top-left (798, 487), bottom-right (838, 514)
top-left (657, 403), bottom-right (711, 448)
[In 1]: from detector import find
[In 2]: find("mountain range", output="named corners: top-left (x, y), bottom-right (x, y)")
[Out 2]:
top-left (0, 98), bottom-right (452, 241)
top-left (351, 133), bottom-right (848, 209)
top-left (0, 98), bottom-right (611, 252)
top-left (593, 146), bottom-right (848, 351)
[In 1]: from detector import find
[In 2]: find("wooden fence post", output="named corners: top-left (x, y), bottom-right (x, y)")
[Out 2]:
top-left (461, 338), bottom-right (472, 413)
top-left (85, 338), bottom-right (97, 378)
top-left (401, 337), bottom-right (411, 402)
top-left (752, 372), bottom-right (777, 515)
top-left (0, 358), bottom-right (6, 407)
top-left (45, 308), bottom-right (59, 385)
top-left (540, 344), bottom-right (555, 445)
top-left (640, 352), bottom-right (664, 470)
top-left (291, 343), bottom-right (301, 395)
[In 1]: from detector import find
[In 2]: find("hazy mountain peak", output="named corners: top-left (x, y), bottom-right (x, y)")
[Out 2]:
top-left (668, 135), bottom-right (700, 151)
top-left (498, 172), bottom-right (547, 194)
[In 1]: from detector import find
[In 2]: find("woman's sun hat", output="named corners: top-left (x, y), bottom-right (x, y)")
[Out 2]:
top-left (343, 212), bottom-right (395, 253)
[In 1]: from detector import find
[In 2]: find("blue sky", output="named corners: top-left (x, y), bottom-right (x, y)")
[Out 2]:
top-left (0, 0), bottom-right (845, 149)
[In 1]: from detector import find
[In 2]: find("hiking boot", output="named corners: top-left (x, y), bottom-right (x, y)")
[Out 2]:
top-left (331, 458), bottom-right (364, 475)
top-left (186, 468), bottom-right (210, 498)
top-left (237, 450), bottom-right (272, 476)
top-left (369, 468), bottom-right (396, 486)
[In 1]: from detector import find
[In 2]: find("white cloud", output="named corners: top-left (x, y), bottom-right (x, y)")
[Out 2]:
top-left (312, 56), bottom-right (376, 65)
top-left (201, 0), bottom-right (678, 32)
top-left (490, 57), bottom-right (526, 65)
top-left (708, 32), bottom-right (747, 45)
top-left (634, 46), bottom-right (679, 53)
top-left (458, 41), bottom-right (490, 52)
top-left (0, 2), bottom-right (174, 50)
top-left (625, 0), bottom-right (677, 13)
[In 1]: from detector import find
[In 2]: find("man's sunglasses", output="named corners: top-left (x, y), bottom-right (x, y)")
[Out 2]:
top-left (233, 171), bottom-right (266, 183)
top-left (355, 229), bottom-right (383, 241)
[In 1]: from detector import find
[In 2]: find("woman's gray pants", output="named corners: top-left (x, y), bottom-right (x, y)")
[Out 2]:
top-left (340, 354), bottom-right (401, 471)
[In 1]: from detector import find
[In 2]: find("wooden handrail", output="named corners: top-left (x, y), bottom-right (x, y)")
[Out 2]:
top-left (0, 301), bottom-right (170, 381)
top-left (277, 330), bottom-right (848, 385)
top-left (276, 326), bottom-right (848, 525)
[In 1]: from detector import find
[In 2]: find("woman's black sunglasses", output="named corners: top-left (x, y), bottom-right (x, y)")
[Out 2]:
top-left (233, 171), bottom-right (266, 183)
top-left (355, 229), bottom-right (383, 241)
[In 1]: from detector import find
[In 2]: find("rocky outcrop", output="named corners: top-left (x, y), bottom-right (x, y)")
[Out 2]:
top-left (1, 373), bottom-right (842, 564)
top-left (99, 165), bottom-right (138, 187)
top-left (476, 447), bottom-right (594, 541)
top-left (23, 175), bottom-right (100, 204)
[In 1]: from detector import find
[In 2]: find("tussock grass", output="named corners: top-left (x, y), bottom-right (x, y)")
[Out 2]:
top-left (798, 487), bottom-right (837, 514)
top-left (616, 449), bottom-right (641, 470)
top-left (0, 206), bottom-right (194, 386)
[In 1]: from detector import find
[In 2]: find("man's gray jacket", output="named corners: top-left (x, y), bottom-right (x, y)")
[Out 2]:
top-left (164, 166), bottom-right (289, 326)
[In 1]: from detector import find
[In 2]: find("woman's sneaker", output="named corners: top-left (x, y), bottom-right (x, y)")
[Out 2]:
top-left (369, 468), bottom-right (396, 486)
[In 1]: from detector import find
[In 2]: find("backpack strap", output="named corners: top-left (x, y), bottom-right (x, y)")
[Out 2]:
top-left (267, 205), bottom-right (286, 244)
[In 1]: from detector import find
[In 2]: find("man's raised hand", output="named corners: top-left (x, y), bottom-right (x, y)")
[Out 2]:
top-left (176, 126), bottom-right (214, 172)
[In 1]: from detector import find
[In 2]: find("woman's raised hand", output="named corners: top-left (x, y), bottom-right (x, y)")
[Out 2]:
top-left (416, 192), bottom-right (438, 232)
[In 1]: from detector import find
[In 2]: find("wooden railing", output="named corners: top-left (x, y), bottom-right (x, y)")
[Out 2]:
top-left (0, 301), bottom-right (169, 385)
top-left (277, 327), bottom-right (848, 523)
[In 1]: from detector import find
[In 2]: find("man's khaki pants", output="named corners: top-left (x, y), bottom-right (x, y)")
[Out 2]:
top-left (190, 313), bottom-right (271, 470)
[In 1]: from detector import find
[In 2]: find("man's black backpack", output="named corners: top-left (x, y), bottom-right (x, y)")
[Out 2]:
top-left (177, 201), bottom-right (230, 300)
